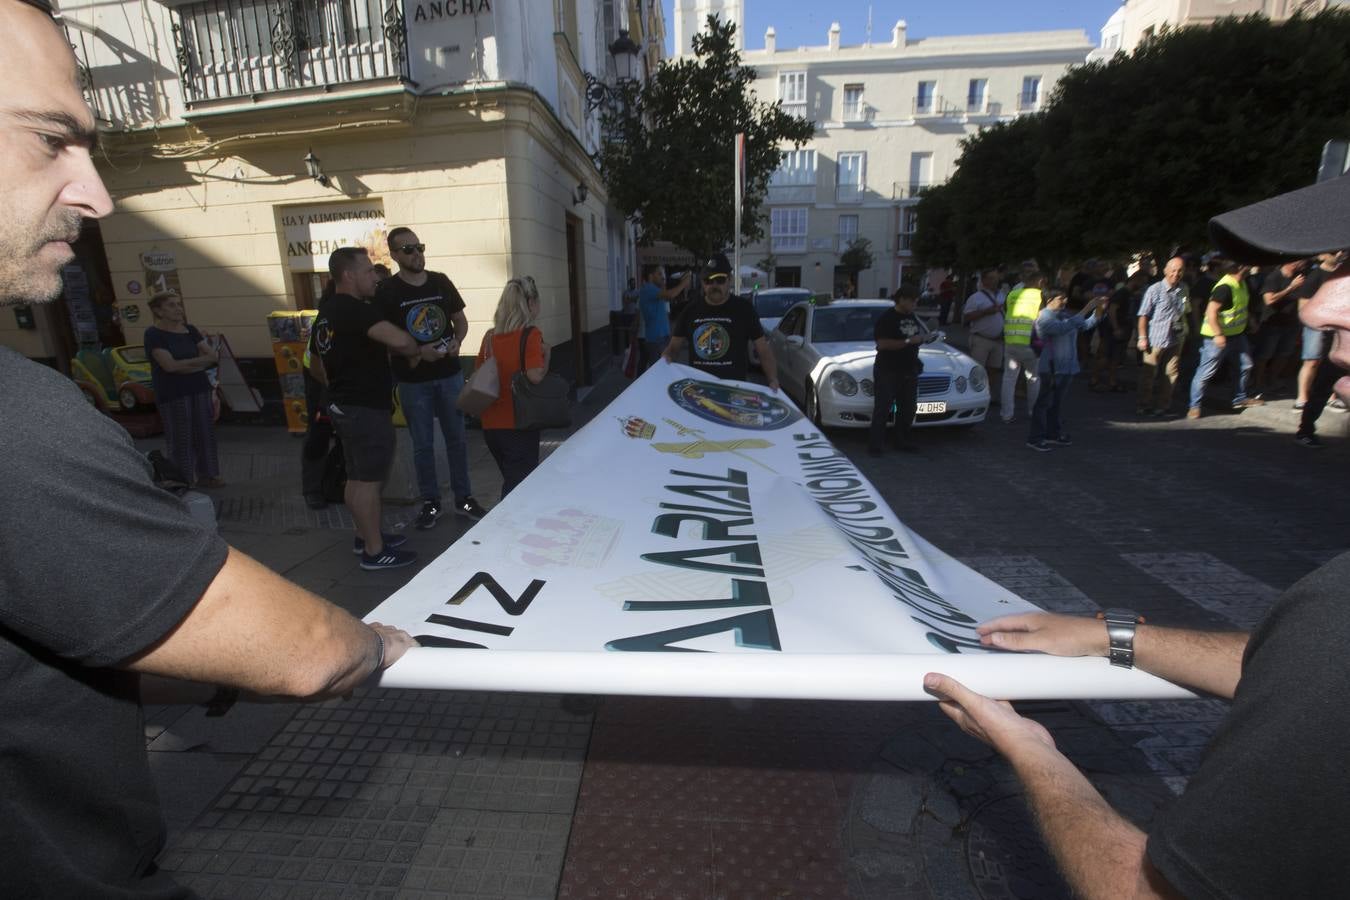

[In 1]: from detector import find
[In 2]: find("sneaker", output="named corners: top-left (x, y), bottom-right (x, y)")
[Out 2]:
top-left (1048, 434), bottom-right (1073, 446)
top-left (360, 546), bottom-right (418, 571)
top-left (1233, 397), bottom-right (1265, 409)
top-left (1187, 407), bottom-right (1201, 419)
top-left (414, 500), bottom-right (443, 530)
top-left (1296, 434), bottom-right (1323, 448)
top-left (1293, 400), bottom-right (1307, 410)
top-left (353, 532), bottom-right (409, 555)
top-left (455, 497), bottom-right (489, 520)
top-left (1026, 440), bottom-right (1053, 452)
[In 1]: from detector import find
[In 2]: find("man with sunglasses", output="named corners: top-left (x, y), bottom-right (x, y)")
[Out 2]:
top-left (376, 227), bottom-right (488, 529)
top-left (663, 252), bottom-right (779, 390)
top-left (924, 173), bottom-right (1350, 900)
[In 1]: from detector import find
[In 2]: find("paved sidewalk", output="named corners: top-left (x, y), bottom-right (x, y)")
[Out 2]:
top-left (138, 355), bottom-right (1348, 899)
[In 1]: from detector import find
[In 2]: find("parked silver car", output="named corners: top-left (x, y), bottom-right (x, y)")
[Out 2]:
top-left (766, 299), bottom-right (990, 429)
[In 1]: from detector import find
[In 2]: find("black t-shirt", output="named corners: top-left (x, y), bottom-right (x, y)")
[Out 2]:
top-left (873, 308), bottom-right (924, 375)
top-left (375, 271), bottom-right (466, 382)
top-left (0, 346), bottom-right (227, 898)
top-left (312, 292), bottom-right (393, 410)
top-left (673, 294), bottom-right (764, 381)
top-left (143, 325), bottom-right (212, 401)
top-left (1259, 268), bottom-right (1301, 326)
top-left (1147, 551), bottom-right (1350, 898)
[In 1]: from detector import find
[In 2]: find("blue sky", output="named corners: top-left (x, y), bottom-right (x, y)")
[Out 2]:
top-left (660, 1), bottom-right (1122, 54)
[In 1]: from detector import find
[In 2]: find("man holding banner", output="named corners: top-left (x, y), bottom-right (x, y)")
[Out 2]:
top-left (926, 172), bottom-right (1350, 900)
top-left (664, 252), bottom-right (779, 389)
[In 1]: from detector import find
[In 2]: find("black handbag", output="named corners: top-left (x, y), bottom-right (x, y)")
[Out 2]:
top-left (511, 326), bottom-right (572, 430)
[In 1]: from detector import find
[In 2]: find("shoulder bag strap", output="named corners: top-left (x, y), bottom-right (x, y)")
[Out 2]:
top-left (518, 325), bottom-right (533, 369)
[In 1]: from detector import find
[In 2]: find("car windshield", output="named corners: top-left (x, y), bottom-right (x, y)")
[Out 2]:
top-left (755, 291), bottom-right (810, 318)
top-left (810, 306), bottom-right (892, 343)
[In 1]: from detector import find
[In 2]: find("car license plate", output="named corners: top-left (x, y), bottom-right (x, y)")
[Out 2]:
top-left (916, 401), bottom-right (947, 414)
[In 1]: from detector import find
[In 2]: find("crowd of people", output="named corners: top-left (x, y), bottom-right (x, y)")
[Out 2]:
top-left (4, 0), bottom-right (1350, 897)
top-left (953, 249), bottom-right (1347, 449)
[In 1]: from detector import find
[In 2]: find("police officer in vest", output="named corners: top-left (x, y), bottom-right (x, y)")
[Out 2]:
top-left (1186, 254), bottom-right (1265, 418)
top-left (999, 268), bottom-right (1045, 423)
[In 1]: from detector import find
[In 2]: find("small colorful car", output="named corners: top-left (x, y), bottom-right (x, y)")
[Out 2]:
top-left (70, 345), bottom-right (156, 412)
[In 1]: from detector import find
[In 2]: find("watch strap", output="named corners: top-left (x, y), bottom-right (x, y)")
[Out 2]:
top-left (1097, 608), bottom-right (1145, 669)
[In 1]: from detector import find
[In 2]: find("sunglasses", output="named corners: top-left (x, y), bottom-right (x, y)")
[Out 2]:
top-left (397, 243), bottom-right (426, 255)
top-left (704, 274), bottom-right (729, 285)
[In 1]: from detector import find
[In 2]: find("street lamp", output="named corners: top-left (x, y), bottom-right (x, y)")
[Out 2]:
top-left (585, 29), bottom-right (642, 113)
top-left (303, 149), bottom-right (329, 187)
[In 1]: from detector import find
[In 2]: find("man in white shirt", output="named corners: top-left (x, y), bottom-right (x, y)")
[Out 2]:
top-left (962, 267), bottom-right (1005, 405)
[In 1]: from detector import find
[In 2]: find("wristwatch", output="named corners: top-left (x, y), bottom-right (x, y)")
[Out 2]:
top-left (1096, 608), bottom-right (1145, 669)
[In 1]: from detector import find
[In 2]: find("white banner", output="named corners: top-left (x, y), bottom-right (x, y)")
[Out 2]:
top-left (369, 362), bottom-right (1191, 701)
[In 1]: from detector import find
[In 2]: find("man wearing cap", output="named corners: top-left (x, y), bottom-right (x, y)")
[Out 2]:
top-left (923, 173), bottom-right (1350, 899)
top-left (1185, 254), bottom-right (1264, 418)
top-left (664, 253), bottom-right (779, 390)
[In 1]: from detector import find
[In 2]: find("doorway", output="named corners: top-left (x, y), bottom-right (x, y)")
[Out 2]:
top-left (565, 214), bottom-right (589, 386)
top-left (292, 271), bottom-right (328, 310)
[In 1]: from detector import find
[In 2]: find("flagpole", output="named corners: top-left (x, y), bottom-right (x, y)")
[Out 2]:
top-left (734, 132), bottom-right (745, 293)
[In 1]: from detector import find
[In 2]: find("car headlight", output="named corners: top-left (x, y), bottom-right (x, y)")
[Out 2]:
top-left (829, 371), bottom-right (858, 396)
top-left (954, 375), bottom-right (967, 393)
top-left (860, 378), bottom-right (874, 397)
top-left (969, 365), bottom-right (987, 393)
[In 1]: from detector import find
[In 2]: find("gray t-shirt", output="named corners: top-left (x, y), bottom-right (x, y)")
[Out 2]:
top-left (0, 346), bottom-right (228, 897)
top-left (1146, 551), bottom-right (1350, 898)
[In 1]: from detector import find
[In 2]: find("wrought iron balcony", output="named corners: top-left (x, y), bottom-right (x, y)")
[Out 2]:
top-left (172, 0), bottom-right (410, 104)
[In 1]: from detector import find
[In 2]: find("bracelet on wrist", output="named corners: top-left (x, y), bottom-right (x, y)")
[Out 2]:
top-left (371, 628), bottom-right (385, 673)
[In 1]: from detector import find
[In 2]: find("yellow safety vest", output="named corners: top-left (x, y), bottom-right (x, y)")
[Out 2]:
top-left (1200, 274), bottom-right (1248, 338)
top-left (1003, 287), bottom-right (1043, 346)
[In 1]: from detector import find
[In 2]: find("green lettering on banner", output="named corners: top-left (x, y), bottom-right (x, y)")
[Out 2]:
top-left (652, 513), bottom-right (755, 542)
top-left (641, 543), bottom-right (764, 578)
top-left (622, 577), bottom-right (769, 612)
top-left (606, 610), bottom-right (781, 652)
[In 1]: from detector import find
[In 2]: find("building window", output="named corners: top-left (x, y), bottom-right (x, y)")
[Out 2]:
top-left (899, 208), bottom-right (918, 253)
top-left (771, 207), bottom-right (809, 254)
top-left (967, 78), bottom-right (987, 113)
top-left (779, 70), bottom-right (806, 114)
top-left (837, 152), bottom-right (865, 203)
top-left (838, 214), bottom-right (859, 253)
top-left (770, 149), bottom-right (817, 186)
top-left (842, 84), bottom-right (864, 121)
top-left (915, 80), bottom-right (936, 114)
top-left (776, 266), bottom-right (802, 288)
top-left (908, 152), bottom-right (932, 197)
top-left (554, 0), bottom-right (579, 54)
top-left (1020, 75), bottom-right (1042, 110)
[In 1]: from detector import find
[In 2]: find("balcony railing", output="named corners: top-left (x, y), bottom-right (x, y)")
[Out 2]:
top-left (1018, 93), bottom-right (1041, 112)
top-left (891, 182), bottom-right (934, 200)
top-left (771, 235), bottom-right (808, 254)
top-left (767, 182), bottom-right (816, 205)
top-left (172, 0), bottom-right (410, 104)
top-left (836, 183), bottom-right (864, 204)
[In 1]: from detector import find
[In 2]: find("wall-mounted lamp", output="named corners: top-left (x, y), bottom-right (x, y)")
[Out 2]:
top-left (572, 181), bottom-right (588, 206)
top-left (303, 150), bottom-right (329, 187)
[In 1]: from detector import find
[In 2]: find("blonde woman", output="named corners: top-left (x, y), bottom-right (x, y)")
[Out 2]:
top-left (143, 291), bottom-right (224, 487)
top-left (475, 277), bottom-right (548, 498)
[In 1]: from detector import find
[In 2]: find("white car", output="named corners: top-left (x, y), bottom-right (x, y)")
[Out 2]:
top-left (749, 288), bottom-right (813, 367)
top-left (767, 299), bottom-right (990, 429)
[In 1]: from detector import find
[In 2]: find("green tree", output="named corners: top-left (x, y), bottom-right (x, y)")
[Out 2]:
top-left (839, 237), bottom-right (875, 289)
top-left (596, 16), bottom-right (815, 264)
top-left (916, 10), bottom-right (1350, 266)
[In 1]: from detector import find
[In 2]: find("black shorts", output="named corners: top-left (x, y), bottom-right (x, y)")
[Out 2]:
top-left (328, 402), bottom-right (395, 482)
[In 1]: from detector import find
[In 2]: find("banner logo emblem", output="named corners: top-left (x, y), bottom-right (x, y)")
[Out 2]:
top-left (668, 378), bottom-right (801, 430)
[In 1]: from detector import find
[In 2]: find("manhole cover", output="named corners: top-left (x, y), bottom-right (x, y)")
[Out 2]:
top-left (965, 794), bottom-right (1071, 900)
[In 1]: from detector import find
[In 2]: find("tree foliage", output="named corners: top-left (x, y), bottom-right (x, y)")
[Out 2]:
top-left (840, 237), bottom-right (875, 276)
top-left (915, 10), bottom-right (1350, 269)
top-left (596, 16), bottom-right (815, 264)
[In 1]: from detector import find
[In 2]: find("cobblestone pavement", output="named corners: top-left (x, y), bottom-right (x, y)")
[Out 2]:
top-left (141, 358), bottom-right (1348, 899)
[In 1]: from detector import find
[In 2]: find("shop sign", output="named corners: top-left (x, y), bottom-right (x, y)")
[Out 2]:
top-left (279, 201), bottom-right (390, 271)
top-left (141, 249), bottom-right (182, 297)
top-left (405, 0), bottom-right (496, 87)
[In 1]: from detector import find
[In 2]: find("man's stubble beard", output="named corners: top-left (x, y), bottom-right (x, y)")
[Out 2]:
top-left (0, 210), bottom-right (84, 307)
